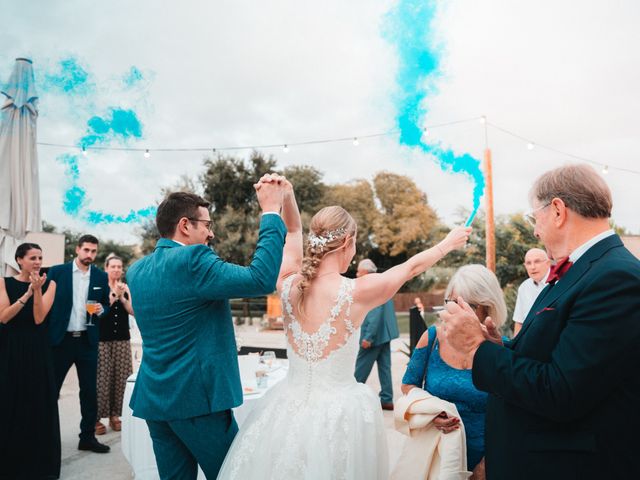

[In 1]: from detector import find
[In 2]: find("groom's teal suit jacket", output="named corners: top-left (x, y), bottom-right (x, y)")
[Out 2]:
top-left (127, 214), bottom-right (286, 421)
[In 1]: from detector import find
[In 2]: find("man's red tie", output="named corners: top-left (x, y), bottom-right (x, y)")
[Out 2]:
top-left (547, 257), bottom-right (573, 284)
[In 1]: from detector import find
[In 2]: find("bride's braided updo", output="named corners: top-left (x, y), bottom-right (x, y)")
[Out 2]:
top-left (298, 206), bottom-right (357, 299)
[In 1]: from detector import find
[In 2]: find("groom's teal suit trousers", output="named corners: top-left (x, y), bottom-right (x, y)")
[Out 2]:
top-left (127, 214), bottom-right (286, 479)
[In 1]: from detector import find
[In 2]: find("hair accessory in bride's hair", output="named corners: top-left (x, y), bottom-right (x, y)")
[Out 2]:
top-left (308, 227), bottom-right (347, 249)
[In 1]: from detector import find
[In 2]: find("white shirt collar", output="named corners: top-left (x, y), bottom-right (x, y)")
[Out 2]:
top-left (568, 229), bottom-right (615, 263)
top-left (72, 259), bottom-right (91, 275)
top-left (173, 240), bottom-right (185, 246)
top-left (534, 269), bottom-right (551, 286)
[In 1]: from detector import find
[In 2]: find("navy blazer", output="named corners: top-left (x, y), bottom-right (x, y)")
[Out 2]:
top-left (47, 261), bottom-right (110, 348)
top-left (127, 214), bottom-right (286, 421)
top-left (360, 299), bottom-right (399, 346)
top-left (473, 234), bottom-right (640, 479)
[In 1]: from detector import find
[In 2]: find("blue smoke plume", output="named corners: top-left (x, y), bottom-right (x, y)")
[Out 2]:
top-left (80, 108), bottom-right (143, 147)
top-left (384, 0), bottom-right (485, 223)
top-left (42, 57), bottom-right (94, 95)
top-left (56, 154), bottom-right (86, 216)
top-left (37, 56), bottom-right (155, 225)
top-left (123, 66), bottom-right (144, 88)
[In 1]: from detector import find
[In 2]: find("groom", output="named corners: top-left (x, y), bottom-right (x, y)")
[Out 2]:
top-left (127, 180), bottom-right (287, 479)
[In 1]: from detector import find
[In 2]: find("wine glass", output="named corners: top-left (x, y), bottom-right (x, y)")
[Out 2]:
top-left (260, 351), bottom-right (276, 369)
top-left (86, 300), bottom-right (98, 327)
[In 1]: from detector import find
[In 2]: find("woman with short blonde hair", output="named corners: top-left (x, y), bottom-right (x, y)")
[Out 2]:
top-left (402, 264), bottom-right (507, 478)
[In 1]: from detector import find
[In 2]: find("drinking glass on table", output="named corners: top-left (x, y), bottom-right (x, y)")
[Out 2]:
top-left (86, 300), bottom-right (99, 327)
top-left (260, 351), bottom-right (276, 369)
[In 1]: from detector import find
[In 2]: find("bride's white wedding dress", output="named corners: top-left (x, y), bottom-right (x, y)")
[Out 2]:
top-left (218, 275), bottom-right (389, 479)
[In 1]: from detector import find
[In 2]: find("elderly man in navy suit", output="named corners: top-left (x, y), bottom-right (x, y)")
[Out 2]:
top-left (354, 259), bottom-right (399, 410)
top-left (442, 164), bottom-right (640, 480)
top-left (47, 234), bottom-right (111, 453)
top-left (127, 176), bottom-right (287, 480)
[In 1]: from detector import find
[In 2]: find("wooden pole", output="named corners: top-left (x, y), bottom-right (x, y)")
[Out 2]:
top-left (484, 147), bottom-right (496, 272)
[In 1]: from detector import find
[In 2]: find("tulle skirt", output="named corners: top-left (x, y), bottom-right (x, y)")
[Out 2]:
top-left (218, 378), bottom-right (389, 480)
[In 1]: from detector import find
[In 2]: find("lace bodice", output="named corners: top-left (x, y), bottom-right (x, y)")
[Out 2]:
top-left (280, 275), bottom-right (360, 397)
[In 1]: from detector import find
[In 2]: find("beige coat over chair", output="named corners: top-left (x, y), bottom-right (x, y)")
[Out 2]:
top-left (392, 388), bottom-right (471, 480)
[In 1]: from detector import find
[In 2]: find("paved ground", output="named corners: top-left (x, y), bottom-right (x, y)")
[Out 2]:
top-left (57, 327), bottom-right (410, 479)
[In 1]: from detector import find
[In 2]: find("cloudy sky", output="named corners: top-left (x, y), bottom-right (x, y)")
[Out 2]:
top-left (2, 0), bottom-right (639, 243)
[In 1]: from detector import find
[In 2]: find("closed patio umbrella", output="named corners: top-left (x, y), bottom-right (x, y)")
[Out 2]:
top-left (0, 58), bottom-right (41, 274)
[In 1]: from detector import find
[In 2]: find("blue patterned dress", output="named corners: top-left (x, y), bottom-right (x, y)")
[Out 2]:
top-left (402, 326), bottom-right (487, 470)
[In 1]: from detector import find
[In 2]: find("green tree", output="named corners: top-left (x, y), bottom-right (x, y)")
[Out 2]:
top-left (323, 179), bottom-right (380, 263)
top-left (201, 151), bottom-right (277, 214)
top-left (437, 209), bottom-right (542, 335)
top-left (372, 172), bottom-right (438, 257)
top-left (282, 165), bottom-right (326, 215)
top-left (42, 225), bottom-right (135, 267)
top-left (323, 173), bottom-right (440, 283)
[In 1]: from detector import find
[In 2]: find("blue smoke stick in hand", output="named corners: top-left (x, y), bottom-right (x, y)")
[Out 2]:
top-left (384, 0), bottom-right (485, 216)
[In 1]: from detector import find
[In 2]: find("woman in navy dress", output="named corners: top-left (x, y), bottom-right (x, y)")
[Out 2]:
top-left (401, 264), bottom-right (507, 479)
top-left (0, 243), bottom-right (61, 479)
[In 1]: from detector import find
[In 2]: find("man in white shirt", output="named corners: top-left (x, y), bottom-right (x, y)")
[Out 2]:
top-left (512, 248), bottom-right (551, 336)
top-left (48, 235), bottom-right (111, 453)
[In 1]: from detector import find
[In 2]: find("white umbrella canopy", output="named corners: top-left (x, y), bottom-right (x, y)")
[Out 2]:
top-left (0, 58), bottom-right (41, 274)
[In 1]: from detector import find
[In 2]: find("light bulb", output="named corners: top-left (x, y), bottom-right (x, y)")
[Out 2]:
top-left (479, 116), bottom-right (486, 124)
top-left (283, 145), bottom-right (289, 153)
top-left (82, 147), bottom-right (87, 157)
top-left (353, 138), bottom-right (359, 146)
top-left (527, 142), bottom-right (535, 150)
top-left (423, 128), bottom-right (429, 136)
top-left (144, 149), bottom-right (151, 158)
top-left (602, 165), bottom-right (609, 175)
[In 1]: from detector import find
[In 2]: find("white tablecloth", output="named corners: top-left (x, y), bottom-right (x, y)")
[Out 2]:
top-left (121, 355), bottom-right (288, 479)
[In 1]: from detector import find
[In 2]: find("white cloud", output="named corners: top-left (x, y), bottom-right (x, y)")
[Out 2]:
top-left (2, 0), bottom-right (639, 244)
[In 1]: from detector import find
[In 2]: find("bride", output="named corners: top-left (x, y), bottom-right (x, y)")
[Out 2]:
top-left (218, 174), bottom-right (470, 480)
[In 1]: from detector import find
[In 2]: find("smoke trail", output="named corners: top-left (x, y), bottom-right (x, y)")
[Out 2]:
top-left (42, 57), bottom-right (94, 95)
top-left (57, 154), bottom-right (87, 216)
top-left (85, 206), bottom-right (157, 225)
top-left (80, 108), bottom-right (143, 147)
top-left (384, 0), bottom-right (485, 223)
top-left (37, 56), bottom-right (156, 224)
top-left (122, 66), bottom-right (144, 88)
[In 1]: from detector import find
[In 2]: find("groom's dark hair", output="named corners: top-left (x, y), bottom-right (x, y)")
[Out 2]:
top-left (156, 192), bottom-right (211, 238)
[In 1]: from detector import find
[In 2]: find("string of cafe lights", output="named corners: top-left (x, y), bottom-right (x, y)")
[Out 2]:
top-left (37, 116), bottom-right (640, 176)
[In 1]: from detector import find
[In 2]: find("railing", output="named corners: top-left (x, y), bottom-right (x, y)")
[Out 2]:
top-left (229, 297), bottom-right (267, 325)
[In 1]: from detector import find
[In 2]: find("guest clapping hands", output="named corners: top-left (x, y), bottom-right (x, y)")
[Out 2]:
top-left (0, 243), bottom-right (61, 479)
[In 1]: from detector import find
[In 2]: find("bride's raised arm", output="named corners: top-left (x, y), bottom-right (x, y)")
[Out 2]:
top-left (354, 226), bottom-right (471, 312)
top-left (275, 178), bottom-right (303, 290)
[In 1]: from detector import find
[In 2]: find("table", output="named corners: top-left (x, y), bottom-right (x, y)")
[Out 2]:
top-left (122, 355), bottom-right (288, 479)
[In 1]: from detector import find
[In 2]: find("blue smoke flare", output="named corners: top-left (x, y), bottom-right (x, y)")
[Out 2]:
top-left (42, 57), bottom-right (94, 95)
top-left (81, 108), bottom-right (143, 147)
top-left (123, 66), bottom-right (144, 88)
top-left (384, 0), bottom-right (485, 223)
top-left (40, 57), bottom-right (155, 225)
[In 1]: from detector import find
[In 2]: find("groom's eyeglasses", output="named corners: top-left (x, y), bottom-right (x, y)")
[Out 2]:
top-left (188, 218), bottom-right (213, 231)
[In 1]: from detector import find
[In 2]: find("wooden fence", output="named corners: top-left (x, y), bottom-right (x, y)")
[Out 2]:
top-left (391, 291), bottom-right (445, 312)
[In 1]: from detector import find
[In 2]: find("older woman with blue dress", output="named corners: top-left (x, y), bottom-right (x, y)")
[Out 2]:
top-left (401, 264), bottom-right (507, 480)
